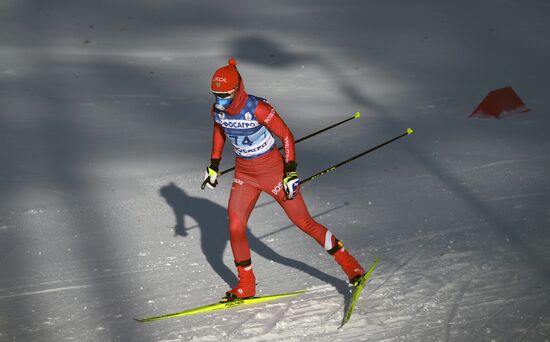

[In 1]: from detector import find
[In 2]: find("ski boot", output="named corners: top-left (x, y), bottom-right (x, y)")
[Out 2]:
top-left (222, 260), bottom-right (256, 302)
top-left (330, 240), bottom-right (365, 285)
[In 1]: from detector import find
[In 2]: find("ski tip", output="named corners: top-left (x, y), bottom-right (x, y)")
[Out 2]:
top-left (407, 127), bottom-right (413, 135)
top-left (355, 111), bottom-right (361, 119)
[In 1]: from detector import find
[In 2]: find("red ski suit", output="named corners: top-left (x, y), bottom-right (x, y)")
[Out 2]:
top-left (210, 89), bottom-right (340, 264)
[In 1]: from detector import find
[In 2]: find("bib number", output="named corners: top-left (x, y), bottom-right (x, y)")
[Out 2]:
top-left (229, 135), bottom-right (254, 147)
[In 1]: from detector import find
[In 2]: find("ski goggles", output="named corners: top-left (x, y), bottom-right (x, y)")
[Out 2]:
top-left (212, 89), bottom-right (235, 99)
top-left (212, 87), bottom-right (237, 99)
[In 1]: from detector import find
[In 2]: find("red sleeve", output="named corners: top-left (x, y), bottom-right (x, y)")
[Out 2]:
top-left (211, 108), bottom-right (226, 160)
top-left (256, 101), bottom-right (295, 163)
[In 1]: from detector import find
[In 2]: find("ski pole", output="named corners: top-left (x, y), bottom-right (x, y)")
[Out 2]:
top-left (300, 128), bottom-right (414, 185)
top-left (218, 112), bottom-right (362, 177)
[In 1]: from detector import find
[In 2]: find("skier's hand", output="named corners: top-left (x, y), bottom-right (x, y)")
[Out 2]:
top-left (283, 161), bottom-right (299, 200)
top-left (201, 159), bottom-right (220, 190)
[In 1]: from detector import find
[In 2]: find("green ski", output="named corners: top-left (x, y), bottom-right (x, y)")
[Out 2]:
top-left (134, 289), bottom-right (307, 322)
top-left (341, 258), bottom-right (380, 327)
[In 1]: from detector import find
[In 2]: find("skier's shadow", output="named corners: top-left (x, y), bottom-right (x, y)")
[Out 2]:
top-left (159, 182), bottom-right (350, 297)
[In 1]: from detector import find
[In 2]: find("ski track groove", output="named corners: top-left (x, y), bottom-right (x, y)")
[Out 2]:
top-left (371, 238), bottom-right (429, 295)
top-left (469, 306), bottom-right (507, 342)
top-left (452, 158), bottom-right (549, 174)
top-left (260, 303), bottom-right (292, 335)
top-left (444, 280), bottom-right (471, 342)
top-left (378, 223), bottom-right (481, 251)
top-left (379, 256), bottom-right (481, 340)
top-left (0, 258), bottom-right (161, 298)
top-left (324, 297), bottom-right (347, 323)
top-left (223, 309), bottom-right (263, 341)
top-left (299, 284), bottom-right (351, 324)
top-left (506, 299), bottom-right (550, 342)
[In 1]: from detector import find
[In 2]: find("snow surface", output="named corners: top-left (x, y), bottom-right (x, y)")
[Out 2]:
top-left (1, 1), bottom-right (550, 341)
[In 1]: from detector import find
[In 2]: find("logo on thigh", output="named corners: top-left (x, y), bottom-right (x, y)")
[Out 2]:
top-left (271, 181), bottom-right (283, 195)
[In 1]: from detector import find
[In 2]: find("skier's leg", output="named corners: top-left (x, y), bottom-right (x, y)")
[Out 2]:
top-left (258, 148), bottom-right (365, 284)
top-left (227, 179), bottom-right (261, 263)
top-left (272, 190), bottom-right (365, 283)
top-left (225, 177), bottom-right (261, 299)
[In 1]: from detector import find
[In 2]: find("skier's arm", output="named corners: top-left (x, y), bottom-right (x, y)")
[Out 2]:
top-left (211, 122), bottom-right (226, 160)
top-left (202, 109), bottom-right (226, 190)
top-left (256, 101), bottom-right (295, 163)
top-left (210, 106), bottom-right (226, 160)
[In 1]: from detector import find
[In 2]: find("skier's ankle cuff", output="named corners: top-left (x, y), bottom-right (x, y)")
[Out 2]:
top-left (235, 259), bottom-right (252, 267)
top-left (327, 240), bottom-right (343, 255)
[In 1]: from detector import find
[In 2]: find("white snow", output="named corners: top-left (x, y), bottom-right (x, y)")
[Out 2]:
top-left (1, 0), bottom-right (550, 341)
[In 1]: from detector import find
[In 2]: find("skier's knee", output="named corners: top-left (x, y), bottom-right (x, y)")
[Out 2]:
top-left (228, 219), bottom-right (246, 237)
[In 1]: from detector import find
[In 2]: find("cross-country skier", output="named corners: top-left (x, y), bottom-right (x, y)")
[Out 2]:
top-left (203, 58), bottom-right (365, 301)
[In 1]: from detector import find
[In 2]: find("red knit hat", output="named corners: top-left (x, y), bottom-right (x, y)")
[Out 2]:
top-left (211, 58), bottom-right (240, 93)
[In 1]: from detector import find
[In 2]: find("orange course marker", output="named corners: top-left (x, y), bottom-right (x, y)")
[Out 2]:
top-left (470, 86), bottom-right (530, 119)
